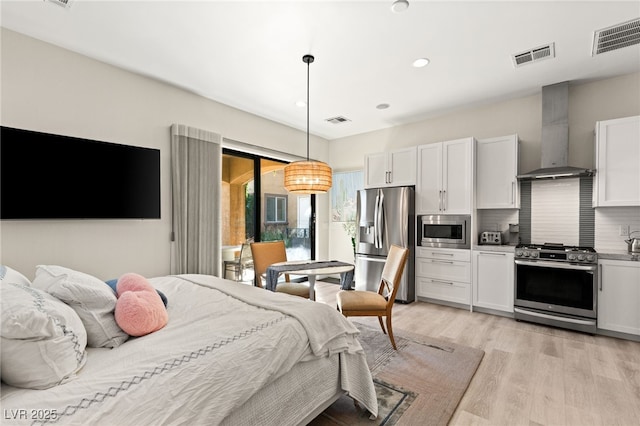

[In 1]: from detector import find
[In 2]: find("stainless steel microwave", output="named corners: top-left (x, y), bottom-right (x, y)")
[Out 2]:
top-left (419, 215), bottom-right (470, 249)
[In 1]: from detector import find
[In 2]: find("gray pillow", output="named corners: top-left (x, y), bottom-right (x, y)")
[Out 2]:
top-left (32, 265), bottom-right (128, 348)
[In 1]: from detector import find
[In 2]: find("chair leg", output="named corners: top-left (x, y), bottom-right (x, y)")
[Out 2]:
top-left (386, 315), bottom-right (397, 350)
top-left (378, 316), bottom-right (386, 335)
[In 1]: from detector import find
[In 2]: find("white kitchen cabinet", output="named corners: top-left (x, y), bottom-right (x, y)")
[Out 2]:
top-left (364, 147), bottom-right (416, 188)
top-left (593, 115), bottom-right (640, 207)
top-left (472, 250), bottom-right (514, 313)
top-left (598, 259), bottom-right (640, 336)
top-left (415, 247), bottom-right (471, 306)
top-left (476, 135), bottom-right (519, 209)
top-left (417, 137), bottom-right (473, 214)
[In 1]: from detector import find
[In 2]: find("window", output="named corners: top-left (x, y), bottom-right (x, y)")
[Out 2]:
top-left (265, 194), bottom-right (287, 223)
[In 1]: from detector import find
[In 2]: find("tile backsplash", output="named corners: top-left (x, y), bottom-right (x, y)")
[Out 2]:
top-left (595, 207), bottom-right (640, 253)
top-left (519, 177), bottom-right (595, 247)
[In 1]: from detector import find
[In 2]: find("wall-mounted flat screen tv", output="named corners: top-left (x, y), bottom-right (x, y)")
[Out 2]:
top-left (1, 126), bottom-right (161, 219)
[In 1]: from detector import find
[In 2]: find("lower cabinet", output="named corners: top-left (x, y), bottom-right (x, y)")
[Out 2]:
top-left (598, 259), bottom-right (640, 336)
top-left (472, 250), bottom-right (514, 314)
top-left (415, 247), bottom-right (471, 306)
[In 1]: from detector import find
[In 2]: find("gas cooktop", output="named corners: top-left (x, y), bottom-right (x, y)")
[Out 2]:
top-left (515, 243), bottom-right (597, 263)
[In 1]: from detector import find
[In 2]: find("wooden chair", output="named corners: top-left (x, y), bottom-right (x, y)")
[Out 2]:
top-left (250, 240), bottom-right (311, 298)
top-left (336, 244), bottom-right (409, 350)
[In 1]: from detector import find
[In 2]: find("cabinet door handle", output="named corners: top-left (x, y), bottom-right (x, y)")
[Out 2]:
top-left (599, 263), bottom-right (602, 291)
top-left (388, 170), bottom-right (392, 183)
top-left (512, 181), bottom-right (515, 205)
top-left (439, 190), bottom-right (442, 211)
top-left (431, 260), bottom-right (454, 264)
top-left (480, 252), bottom-right (506, 256)
top-left (430, 279), bottom-right (454, 286)
top-left (443, 190), bottom-right (447, 211)
top-left (432, 252), bottom-right (454, 257)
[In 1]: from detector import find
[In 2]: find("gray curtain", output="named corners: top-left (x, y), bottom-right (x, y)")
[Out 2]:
top-left (170, 124), bottom-right (222, 276)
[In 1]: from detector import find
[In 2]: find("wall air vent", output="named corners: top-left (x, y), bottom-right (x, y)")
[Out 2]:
top-left (512, 43), bottom-right (555, 68)
top-left (325, 116), bottom-right (351, 124)
top-left (45, 0), bottom-right (74, 8)
top-left (592, 18), bottom-right (640, 56)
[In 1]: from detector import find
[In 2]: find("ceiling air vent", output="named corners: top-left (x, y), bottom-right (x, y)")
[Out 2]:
top-left (512, 43), bottom-right (555, 68)
top-left (592, 18), bottom-right (640, 56)
top-left (325, 116), bottom-right (351, 124)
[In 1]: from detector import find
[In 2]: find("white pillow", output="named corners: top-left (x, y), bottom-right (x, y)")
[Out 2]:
top-left (32, 265), bottom-right (129, 348)
top-left (0, 281), bottom-right (88, 389)
top-left (0, 265), bottom-right (32, 287)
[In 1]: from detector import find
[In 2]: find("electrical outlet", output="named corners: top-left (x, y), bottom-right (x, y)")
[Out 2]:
top-left (619, 225), bottom-right (629, 236)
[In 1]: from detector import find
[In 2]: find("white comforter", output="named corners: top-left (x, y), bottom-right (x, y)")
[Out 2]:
top-left (1, 274), bottom-right (377, 426)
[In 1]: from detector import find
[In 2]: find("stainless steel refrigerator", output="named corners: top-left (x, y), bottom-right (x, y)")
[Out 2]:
top-left (354, 186), bottom-right (414, 303)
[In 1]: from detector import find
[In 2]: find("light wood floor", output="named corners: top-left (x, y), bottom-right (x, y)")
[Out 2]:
top-left (314, 281), bottom-right (640, 426)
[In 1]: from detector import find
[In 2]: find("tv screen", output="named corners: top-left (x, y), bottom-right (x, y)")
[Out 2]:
top-left (1, 126), bottom-right (161, 219)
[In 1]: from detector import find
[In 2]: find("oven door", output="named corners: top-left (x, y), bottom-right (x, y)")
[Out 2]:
top-left (514, 260), bottom-right (597, 319)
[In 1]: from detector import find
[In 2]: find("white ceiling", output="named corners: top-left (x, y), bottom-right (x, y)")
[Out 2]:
top-left (2, 1), bottom-right (639, 140)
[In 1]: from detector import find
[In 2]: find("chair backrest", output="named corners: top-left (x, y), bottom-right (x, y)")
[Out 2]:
top-left (238, 243), bottom-right (254, 282)
top-left (250, 240), bottom-right (288, 287)
top-left (378, 245), bottom-right (410, 306)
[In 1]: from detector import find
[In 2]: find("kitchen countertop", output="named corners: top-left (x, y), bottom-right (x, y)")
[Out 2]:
top-left (472, 244), bottom-right (516, 253)
top-left (598, 250), bottom-right (640, 262)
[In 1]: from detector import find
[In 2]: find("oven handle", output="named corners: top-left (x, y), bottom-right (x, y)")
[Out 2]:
top-left (515, 259), bottom-right (597, 271)
top-left (514, 308), bottom-right (597, 327)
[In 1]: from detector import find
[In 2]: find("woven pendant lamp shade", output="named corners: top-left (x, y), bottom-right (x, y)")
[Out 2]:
top-left (284, 54), bottom-right (332, 194)
top-left (284, 160), bottom-right (332, 194)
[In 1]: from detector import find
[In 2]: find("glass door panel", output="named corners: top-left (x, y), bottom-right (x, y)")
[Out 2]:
top-left (260, 159), bottom-right (311, 261)
top-left (221, 153), bottom-right (255, 268)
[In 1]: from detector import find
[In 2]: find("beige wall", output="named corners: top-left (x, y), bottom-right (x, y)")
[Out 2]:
top-left (0, 29), bottom-right (330, 279)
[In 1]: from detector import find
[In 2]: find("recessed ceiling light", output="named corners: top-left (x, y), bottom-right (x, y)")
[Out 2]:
top-left (391, 0), bottom-right (409, 13)
top-left (413, 58), bottom-right (430, 68)
top-left (376, 103), bottom-right (390, 110)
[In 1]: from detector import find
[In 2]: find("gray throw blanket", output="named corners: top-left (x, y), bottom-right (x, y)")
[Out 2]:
top-left (266, 261), bottom-right (354, 291)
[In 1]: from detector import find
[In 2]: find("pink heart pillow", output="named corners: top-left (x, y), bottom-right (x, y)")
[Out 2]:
top-left (114, 273), bottom-right (168, 337)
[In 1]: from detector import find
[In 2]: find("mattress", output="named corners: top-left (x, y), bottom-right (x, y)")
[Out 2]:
top-left (1, 274), bottom-right (377, 425)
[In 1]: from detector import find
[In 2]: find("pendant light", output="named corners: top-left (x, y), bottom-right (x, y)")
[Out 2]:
top-left (283, 54), bottom-right (332, 194)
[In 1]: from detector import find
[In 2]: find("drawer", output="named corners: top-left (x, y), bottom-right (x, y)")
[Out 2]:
top-left (416, 257), bottom-right (471, 283)
top-left (416, 277), bottom-right (471, 305)
top-left (416, 247), bottom-right (471, 262)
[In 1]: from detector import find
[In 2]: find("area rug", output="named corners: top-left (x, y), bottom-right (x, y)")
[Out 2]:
top-left (311, 322), bottom-right (484, 426)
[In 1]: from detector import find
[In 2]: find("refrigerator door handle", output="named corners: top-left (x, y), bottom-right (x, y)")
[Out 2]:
top-left (375, 190), bottom-right (385, 249)
top-left (374, 191), bottom-right (380, 249)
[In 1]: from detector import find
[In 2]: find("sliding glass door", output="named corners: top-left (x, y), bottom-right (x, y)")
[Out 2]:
top-left (221, 149), bottom-right (314, 262)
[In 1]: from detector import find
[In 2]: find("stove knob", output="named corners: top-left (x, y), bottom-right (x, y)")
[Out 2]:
top-left (515, 250), bottom-right (523, 257)
top-left (523, 251), bottom-right (530, 257)
top-left (568, 253), bottom-right (577, 261)
top-left (587, 254), bottom-right (595, 262)
top-left (578, 254), bottom-right (585, 261)
top-left (530, 251), bottom-right (539, 258)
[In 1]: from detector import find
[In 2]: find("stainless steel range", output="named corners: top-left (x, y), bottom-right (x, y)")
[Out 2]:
top-left (514, 243), bottom-right (598, 333)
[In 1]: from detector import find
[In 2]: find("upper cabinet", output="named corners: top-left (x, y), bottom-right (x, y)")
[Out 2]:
top-left (417, 137), bottom-right (474, 214)
top-left (593, 115), bottom-right (640, 207)
top-left (476, 134), bottom-right (519, 209)
top-left (364, 147), bottom-right (417, 188)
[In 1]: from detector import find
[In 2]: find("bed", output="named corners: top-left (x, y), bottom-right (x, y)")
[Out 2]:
top-left (0, 267), bottom-right (378, 426)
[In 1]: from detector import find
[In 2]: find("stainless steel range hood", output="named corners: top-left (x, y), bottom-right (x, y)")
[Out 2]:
top-left (517, 82), bottom-right (594, 180)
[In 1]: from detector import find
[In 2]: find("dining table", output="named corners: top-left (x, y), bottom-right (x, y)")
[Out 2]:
top-left (265, 260), bottom-right (355, 301)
